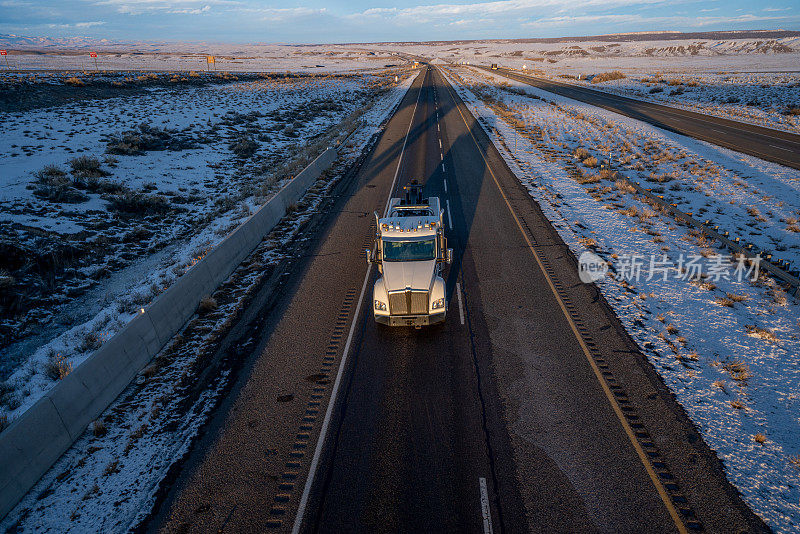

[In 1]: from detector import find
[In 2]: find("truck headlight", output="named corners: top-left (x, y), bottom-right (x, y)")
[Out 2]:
top-left (432, 297), bottom-right (445, 310)
top-left (374, 300), bottom-right (387, 311)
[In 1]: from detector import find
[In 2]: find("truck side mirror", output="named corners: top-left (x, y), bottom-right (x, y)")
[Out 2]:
top-left (365, 249), bottom-right (373, 265)
top-left (446, 248), bottom-right (453, 265)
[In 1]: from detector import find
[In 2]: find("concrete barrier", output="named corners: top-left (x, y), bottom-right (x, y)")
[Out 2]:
top-left (0, 147), bottom-right (338, 520)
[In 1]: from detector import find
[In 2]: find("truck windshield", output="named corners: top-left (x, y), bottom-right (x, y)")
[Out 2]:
top-left (382, 238), bottom-right (436, 262)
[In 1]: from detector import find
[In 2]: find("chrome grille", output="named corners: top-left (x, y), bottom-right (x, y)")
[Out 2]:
top-left (388, 290), bottom-right (429, 315)
top-left (410, 291), bottom-right (428, 314)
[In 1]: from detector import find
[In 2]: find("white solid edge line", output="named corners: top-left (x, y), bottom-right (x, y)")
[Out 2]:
top-left (479, 477), bottom-right (494, 534)
top-left (456, 282), bottom-right (464, 325)
top-left (446, 199), bottom-right (453, 230)
top-left (291, 70), bottom-right (424, 534)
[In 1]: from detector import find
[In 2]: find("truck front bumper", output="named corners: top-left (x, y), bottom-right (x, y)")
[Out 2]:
top-left (375, 311), bottom-right (446, 327)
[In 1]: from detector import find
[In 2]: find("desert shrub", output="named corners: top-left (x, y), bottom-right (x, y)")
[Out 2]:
top-left (43, 353), bottom-right (73, 381)
top-left (106, 123), bottom-right (194, 155)
top-left (574, 147), bottom-right (590, 160)
top-left (80, 331), bottom-right (103, 353)
top-left (92, 419), bottom-right (107, 437)
top-left (783, 107), bottom-right (800, 116)
top-left (106, 190), bottom-right (169, 214)
top-left (229, 135), bottom-right (259, 158)
top-left (649, 87), bottom-right (664, 94)
top-left (65, 77), bottom-right (85, 87)
top-left (583, 156), bottom-right (598, 168)
top-left (198, 296), bottom-right (218, 315)
top-left (282, 125), bottom-right (298, 138)
top-left (214, 196), bottom-right (237, 212)
top-left (85, 176), bottom-right (125, 194)
top-left (69, 156), bottom-right (109, 179)
top-left (591, 71), bottom-right (626, 84)
top-left (0, 381), bottom-right (15, 410)
top-left (33, 166), bottom-right (88, 203)
top-left (35, 164), bottom-right (67, 180)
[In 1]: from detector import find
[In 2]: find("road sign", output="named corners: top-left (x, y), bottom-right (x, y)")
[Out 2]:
top-left (89, 52), bottom-right (98, 70)
top-left (0, 50), bottom-right (7, 56)
top-left (206, 55), bottom-right (216, 71)
top-left (90, 52), bottom-right (97, 58)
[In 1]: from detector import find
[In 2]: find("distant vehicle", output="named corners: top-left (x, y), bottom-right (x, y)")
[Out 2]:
top-left (366, 182), bottom-right (452, 328)
top-left (491, 64), bottom-right (499, 70)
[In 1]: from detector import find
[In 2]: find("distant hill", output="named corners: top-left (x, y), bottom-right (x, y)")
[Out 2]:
top-left (1, 29), bottom-right (799, 53)
top-left (367, 29), bottom-right (800, 46)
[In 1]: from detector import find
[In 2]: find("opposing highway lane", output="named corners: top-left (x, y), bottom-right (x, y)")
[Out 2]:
top-left (484, 66), bottom-right (800, 171)
top-left (143, 66), bottom-right (768, 534)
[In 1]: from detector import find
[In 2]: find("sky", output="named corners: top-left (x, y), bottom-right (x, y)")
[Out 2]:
top-left (1, 0), bottom-right (799, 44)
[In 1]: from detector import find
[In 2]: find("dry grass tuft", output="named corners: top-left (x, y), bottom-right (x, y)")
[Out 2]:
top-left (92, 419), bottom-right (107, 437)
top-left (712, 380), bottom-right (728, 394)
top-left (715, 297), bottom-right (734, 308)
top-left (746, 325), bottom-right (778, 343)
top-left (592, 71), bottom-right (626, 83)
top-left (730, 399), bottom-right (745, 410)
top-left (198, 296), bottom-right (218, 315)
top-left (43, 353), bottom-right (73, 381)
top-left (723, 359), bottom-right (752, 382)
top-left (665, 324), bottom-right (679, 335)
top-left (103, 460), bottom-right (120, 476)
top-left (574, 147), bottom-right (590, 160)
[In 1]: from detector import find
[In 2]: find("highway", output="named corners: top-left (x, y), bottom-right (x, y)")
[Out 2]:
top-left (143, 66), bottom-right (768, 533)
top-left (483, 66), bottom-right (800, 171)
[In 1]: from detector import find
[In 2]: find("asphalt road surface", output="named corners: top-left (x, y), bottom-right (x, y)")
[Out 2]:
top-left (144, 66), bottom-right (769, 533)
top-left (483, 66), bottom-right (800, 171)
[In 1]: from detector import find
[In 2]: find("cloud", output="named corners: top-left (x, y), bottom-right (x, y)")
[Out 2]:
top-left (351, 0), bottom-right (665, 21)
top-left (94, 0), bottom-right (238, 15)
top-left (169, 5), bottom-right (211, 15)
top-left (242, 6), bottom-right (328, 22)
top-left (47, 21), bottom-right (106, 29)
top-left (522, 12), bottom-right (792, 28)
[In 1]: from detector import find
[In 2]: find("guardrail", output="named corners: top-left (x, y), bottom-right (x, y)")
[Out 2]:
top-left (0, 147), bottom-right (338, 520)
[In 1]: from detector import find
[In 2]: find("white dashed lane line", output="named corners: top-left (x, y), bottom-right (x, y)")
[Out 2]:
top-left (446, 199), bottom-right (453, 230)
top-left (479, 477), bottom-right (493, 534)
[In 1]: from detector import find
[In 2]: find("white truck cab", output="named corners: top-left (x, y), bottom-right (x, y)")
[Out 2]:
top-left (366, 183), bottom-right (452, 327)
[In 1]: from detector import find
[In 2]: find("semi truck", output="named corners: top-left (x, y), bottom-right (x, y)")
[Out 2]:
top-left (366, 183), bottom-right (452, 327)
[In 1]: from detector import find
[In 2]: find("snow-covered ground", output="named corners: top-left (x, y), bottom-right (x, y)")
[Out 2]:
top-left (0, 68), bottom-right (414, 431)
top-left (0, 71), bottom-right (416, 534)
top-left (3, 44), bottom-right (405, 74)
top-left (441, 65), bottom-right (800, 533)
top-left (372, 36), bottom-right (800, 133)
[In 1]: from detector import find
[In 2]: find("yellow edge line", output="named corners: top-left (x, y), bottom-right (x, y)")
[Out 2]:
top-left (437, 67), bottom-right (688, 534)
